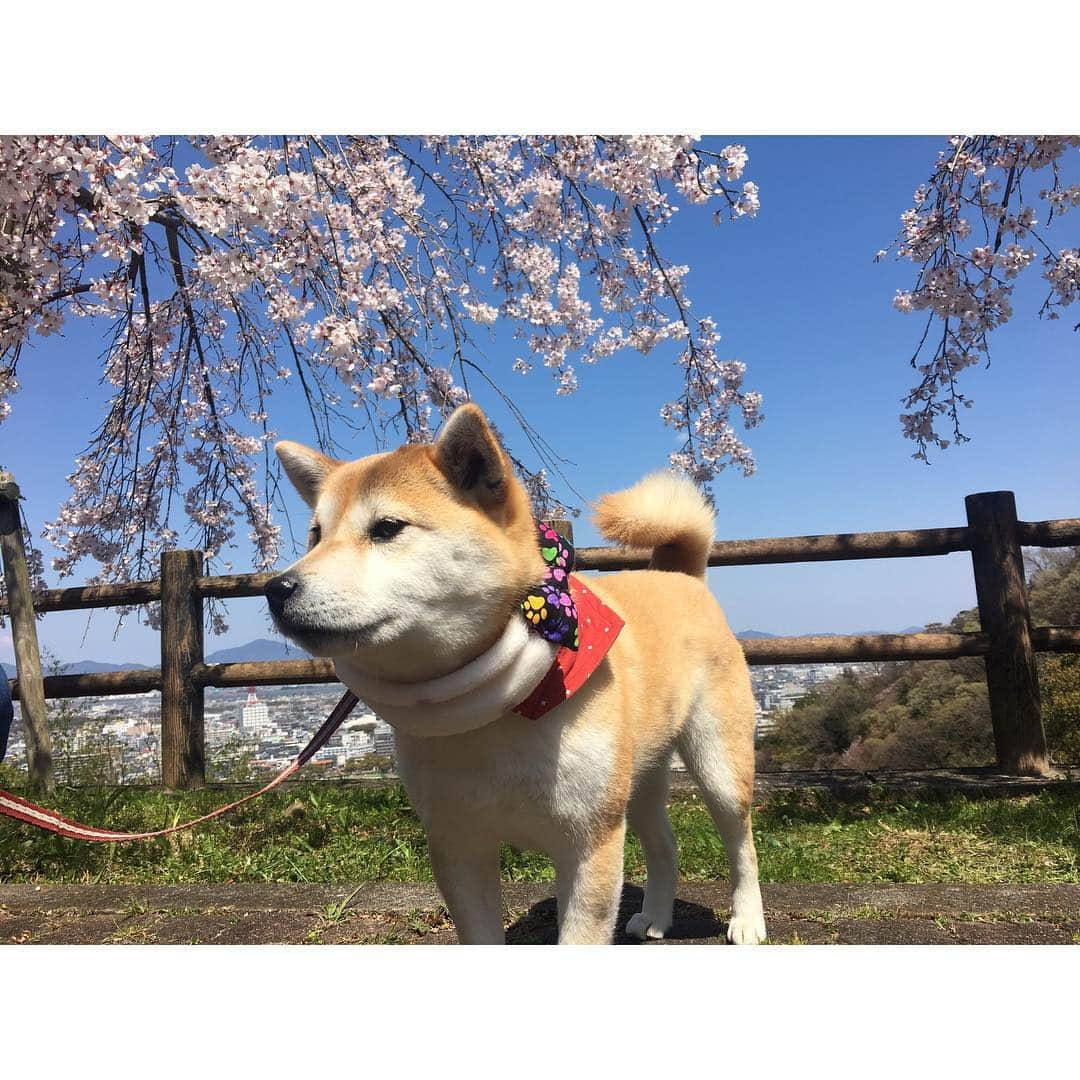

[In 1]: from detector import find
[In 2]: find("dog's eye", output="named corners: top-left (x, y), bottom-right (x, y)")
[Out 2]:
top-left (370, 518), bottom-right (406, 543)
top-left (308, 522), bottom-right (321, 548)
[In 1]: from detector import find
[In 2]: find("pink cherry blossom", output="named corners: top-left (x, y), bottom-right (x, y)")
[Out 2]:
top-left (881, 135), bottom-right (1079, 460)
top-left (0, 135), bottom-right (764, 615)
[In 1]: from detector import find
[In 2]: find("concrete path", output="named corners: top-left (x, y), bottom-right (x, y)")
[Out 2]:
top-left (3, 881), bottom-right (1078, 944)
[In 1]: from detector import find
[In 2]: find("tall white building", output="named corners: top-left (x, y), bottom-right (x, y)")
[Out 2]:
top-left (373, 719), bottom-right (396, 757)
top-left (241, 687), bottom-right (271, 736)
top-left (341, 712), bottom-right (378, 755)
top-left (754, 704), bottom-right (776, 744)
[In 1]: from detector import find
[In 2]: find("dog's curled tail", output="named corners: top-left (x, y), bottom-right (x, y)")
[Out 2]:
top-left (592, 472), bottom-right (715, 580)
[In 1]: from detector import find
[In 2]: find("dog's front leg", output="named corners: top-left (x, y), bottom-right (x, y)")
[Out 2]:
top-left (428, 831), bottom-right (505, 945)
top-left (556, 818), bottom-right (626, 944)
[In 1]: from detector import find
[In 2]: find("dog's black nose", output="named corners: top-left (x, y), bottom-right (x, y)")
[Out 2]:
top-left (264, 574), bottom-right (300, 613)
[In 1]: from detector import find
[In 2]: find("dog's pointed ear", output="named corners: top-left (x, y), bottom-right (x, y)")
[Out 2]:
top-left (275, 441), bottom-right (338, 508)
top-left (434, 404), bottom-right (507, 506)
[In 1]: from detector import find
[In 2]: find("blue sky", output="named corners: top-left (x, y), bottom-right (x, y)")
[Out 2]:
top-left (2, 135), bottom-right (1078, 666)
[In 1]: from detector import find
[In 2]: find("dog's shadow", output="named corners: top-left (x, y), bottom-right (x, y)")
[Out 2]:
top-left (506, 883), bottom-right (727, 944)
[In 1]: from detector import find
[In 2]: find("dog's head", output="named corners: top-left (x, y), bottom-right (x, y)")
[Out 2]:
top-left (266, 404), bottom-right (544, 679)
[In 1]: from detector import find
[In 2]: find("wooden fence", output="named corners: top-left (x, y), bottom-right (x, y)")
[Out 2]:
top-left (3, 479), bottom-right (1080, 788)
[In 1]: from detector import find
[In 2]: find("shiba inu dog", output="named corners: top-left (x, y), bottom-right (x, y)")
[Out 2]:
top-left (266, 403), bottom-right (767, 945)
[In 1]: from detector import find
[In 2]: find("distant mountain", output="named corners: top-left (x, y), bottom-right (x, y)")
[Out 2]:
top-left (205, 638), bottom-right (311, 664)
top-left (58, 660), bottom-right (151, 675)
top-left (737, 625), bottom-right (928, 640)
top-left (1, 637), bottom-right (309, 680)
top-left (1, 659), bottom-right (150, 677)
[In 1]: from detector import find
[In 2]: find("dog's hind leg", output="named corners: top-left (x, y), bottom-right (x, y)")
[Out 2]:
top-left (555, 818), bottom-right (626, 944)
top-left (676, 684), bottom-right (767, 945)
top-left (715, 810), bottom-right (767, 944)
top-left (625, 759), bottom-right (677, 940)
top-left (427, 831), bottom-right (505, 945)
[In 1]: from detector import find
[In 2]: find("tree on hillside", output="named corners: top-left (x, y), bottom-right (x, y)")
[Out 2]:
top-left (838, 660), bottom-right (994, 771)
top-left (760, 670), bottom-right (879, 768)
top-left (759, 547), bottom-right (1080, 769)
top-left (1040, 653), bottom-right (1080, 764)
top-left (758, 660), bottom-right (995, 772)
top-left (0, 136), bottom-right (762, 611)
top-left (884, 136), bottom-right (1079, 460)
top-left (1028, 547), bottom-right (1080, 762)
top-left (1027, 547), bottom-right (1080, 627)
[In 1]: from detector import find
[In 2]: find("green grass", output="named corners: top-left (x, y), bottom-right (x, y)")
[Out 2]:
top-left (1, 775), bottom-right (1078, 886)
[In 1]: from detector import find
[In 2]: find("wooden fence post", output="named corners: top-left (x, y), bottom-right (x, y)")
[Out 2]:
top-left (0, 471), bottom-right (55, 794)
top-left (965, 491), bottom-right (1050, 776)
top-left (160, 549), bottom-right (205, 789)
top-left (543, 518), bottom-right (574, 544)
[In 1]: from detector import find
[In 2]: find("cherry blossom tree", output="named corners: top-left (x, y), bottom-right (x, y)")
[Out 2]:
top-left (1, 135), bottom-right (763, 618)
top-left (883, 135), bottom-right (1079, 460)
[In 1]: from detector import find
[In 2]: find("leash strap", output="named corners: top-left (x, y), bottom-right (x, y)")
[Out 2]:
top-left (0, 690), bottom-right (358, 843)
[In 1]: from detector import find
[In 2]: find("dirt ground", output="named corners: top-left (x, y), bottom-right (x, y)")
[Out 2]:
top-left (3, 880), bottom-right (1077, 945)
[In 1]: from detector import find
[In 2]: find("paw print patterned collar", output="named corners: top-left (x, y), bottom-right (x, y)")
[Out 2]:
top-left (520, 523), bottom-right (580, 649)
top-left (513, 523), bottom-right (625, 721)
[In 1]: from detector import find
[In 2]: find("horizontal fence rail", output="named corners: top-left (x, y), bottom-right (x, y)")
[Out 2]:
top-left (580, 526), bottom-right (975, 571)
top-left (0, 578), bottom-right (162, 615)
top-left (7, 517), bottom-right (1079, 616)
top-left (1017, 518), bottom-right (1080, 547)
top-left (194, 659), bottom-right (335, 689)
top-left (12, 625), bottom-right (1080, 703)
top-left (3, 492), bottom-right (1080, 784)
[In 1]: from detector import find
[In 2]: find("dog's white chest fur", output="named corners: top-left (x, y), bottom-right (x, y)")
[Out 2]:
top-left (394, 702), bottom-right (616, 852)
top-left (333, 625), bottom-right (558, 738)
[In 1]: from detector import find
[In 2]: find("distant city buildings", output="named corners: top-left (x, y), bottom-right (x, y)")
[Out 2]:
top-left (749, 661), bottom-right (880, 744)
top-left (1, 659), bottom-right (877, 777)
top-left (3, 683), bottom-right (399, 782)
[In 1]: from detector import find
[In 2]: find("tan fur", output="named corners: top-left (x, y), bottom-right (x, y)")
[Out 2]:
top-left (271, 405), bottom-right (766, 944)
top-left (593, 471), bottom-right (716, 578)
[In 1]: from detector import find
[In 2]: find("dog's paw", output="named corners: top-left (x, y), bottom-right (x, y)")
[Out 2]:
top-left (726, 914), bottom-right (768, 945)
top-left (626, 912), bottom-right (670, 940)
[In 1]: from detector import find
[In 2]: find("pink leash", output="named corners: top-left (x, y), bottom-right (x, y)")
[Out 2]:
top-left (0, 691), bottom-right (358, 843)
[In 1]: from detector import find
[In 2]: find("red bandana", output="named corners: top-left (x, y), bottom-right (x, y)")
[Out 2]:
top-left (513, 575), bottom-right (624, 720)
